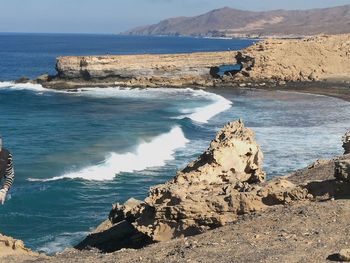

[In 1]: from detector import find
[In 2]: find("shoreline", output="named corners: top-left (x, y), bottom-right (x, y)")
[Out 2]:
top-left (2, 33), bottom-right (350, 262)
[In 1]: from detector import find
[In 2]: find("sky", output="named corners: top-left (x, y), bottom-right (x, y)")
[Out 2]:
top-left (0, 0), bottom-right (350, 34)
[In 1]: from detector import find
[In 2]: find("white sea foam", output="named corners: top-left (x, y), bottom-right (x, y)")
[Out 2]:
top-left (0, 81), bottom-right (48, 92)
top-left (28, 126), bottom-right (189, 181)
top-left (178, 89), bottom-right (232, 123)
top-left (68, 87), bottom-right (233, 123)
top-left (36, 231), bottom-right (89, 255)
top-left (0, 84), bottom-right (232, 123)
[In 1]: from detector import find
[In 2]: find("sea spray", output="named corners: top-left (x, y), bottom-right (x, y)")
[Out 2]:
top-left (179, 89), bottom-right (232, 123)
top-left (0, 81), bottom-right (48, 92)
top-left (28, 126), bottom-right (189, 181)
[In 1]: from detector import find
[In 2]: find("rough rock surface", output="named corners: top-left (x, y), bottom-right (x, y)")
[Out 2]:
top-left (77, 120), bottom-right (310, 252)
top-left (51, 51), bottom-right (236, 88)
top-left (0, 234), bottom-right (39, 258)
top-left (11, 129), bottom-right (350, 263)
top-left (40, 34), bottom-right (350, 89)
top-left (240, 34), bottom-right (350, 82)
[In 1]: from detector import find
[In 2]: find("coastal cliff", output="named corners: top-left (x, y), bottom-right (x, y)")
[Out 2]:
top-left (3, 121), bottom-right (350, 262)
top-left (45, 51), bottom-right (236, 89)
top-left (38, 34), bottom-right (350, 89)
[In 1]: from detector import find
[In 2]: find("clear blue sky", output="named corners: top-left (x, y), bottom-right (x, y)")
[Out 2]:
top-left (1, 0), bottom-right (350, 34)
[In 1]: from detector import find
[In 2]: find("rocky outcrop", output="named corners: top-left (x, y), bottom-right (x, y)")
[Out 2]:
top-left (77, 120), bottom-right (310, 252)
top-left (237, 34), bottom-right (350, 82)
top-left (39, 34), bottom-right (350, 89)
top-left (0, 234), bottom-right (38, 258)
top-left (48, 51), bottom-right (237, 89)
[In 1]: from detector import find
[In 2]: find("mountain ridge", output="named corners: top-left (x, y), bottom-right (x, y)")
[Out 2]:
top-left (123, 5), bottom-right (350, 38)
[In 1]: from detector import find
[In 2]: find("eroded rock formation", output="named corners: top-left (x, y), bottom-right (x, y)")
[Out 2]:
top-left (238, 34), bottom-right (350, 82)
top-left (38, 34), bottom-right (350, 89)
top-left (49, 51), bottom-right (236, 88)
top-left (77, 120), bottom-right (309, 252)
top-left (0, 234), bottom-right (37, 258)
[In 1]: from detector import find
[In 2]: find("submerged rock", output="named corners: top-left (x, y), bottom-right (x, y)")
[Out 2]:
top-left (14, 76), bottom-right (30, 84)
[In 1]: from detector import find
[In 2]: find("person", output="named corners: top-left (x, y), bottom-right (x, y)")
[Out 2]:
top-left (0, 136), bottom-right (14, 205)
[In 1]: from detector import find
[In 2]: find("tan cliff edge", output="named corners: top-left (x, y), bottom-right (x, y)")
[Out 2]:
top-left (28, 34), bottom-right (350, 90)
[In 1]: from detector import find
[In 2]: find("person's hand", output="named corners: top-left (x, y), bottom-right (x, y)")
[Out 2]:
top-left (0, 189), bottom-right (7, 205)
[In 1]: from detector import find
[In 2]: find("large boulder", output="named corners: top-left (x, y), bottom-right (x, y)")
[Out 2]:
top-left (78, 120), bottom-right (308, 252)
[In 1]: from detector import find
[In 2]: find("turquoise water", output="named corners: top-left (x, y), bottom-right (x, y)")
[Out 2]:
top-left (0, 34), bottom-right (350, 254)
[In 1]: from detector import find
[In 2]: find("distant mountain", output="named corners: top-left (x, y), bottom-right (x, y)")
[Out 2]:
top-left (123, 5), bottom-right (350, 38)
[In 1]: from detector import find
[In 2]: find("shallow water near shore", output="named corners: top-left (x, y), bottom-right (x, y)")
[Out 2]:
top-left (0, 34), bottom-right (350, 254)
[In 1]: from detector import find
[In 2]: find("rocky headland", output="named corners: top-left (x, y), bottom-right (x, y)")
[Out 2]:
top-left (35, 34), bottom-right (350, 93)
top-left (5, 32), bottom-right (350, 263)
top-left (3, 119), bottom-right (350, 262)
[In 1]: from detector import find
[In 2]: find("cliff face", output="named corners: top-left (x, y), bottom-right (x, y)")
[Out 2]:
top-left (43, 34), bottom-right (350, 89)
top-left (53, 51), bottom-right (236, 88)
top-left (239, 34), bottom-right (350, 82)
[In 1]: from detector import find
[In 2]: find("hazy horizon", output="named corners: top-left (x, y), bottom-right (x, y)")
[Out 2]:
top-left (0, 0), bottom-right (350, 34)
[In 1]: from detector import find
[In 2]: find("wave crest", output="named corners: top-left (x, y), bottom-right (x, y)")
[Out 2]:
top-left (28, 126), bottom-right (189, 181)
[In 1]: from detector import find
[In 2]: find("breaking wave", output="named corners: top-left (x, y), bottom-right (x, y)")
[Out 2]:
top-left (178, 89), bottom-right (232, 123)
top-left (28, 126), bottom-right (189, 181)
top-left (0, 81), bottom-right (48, 92)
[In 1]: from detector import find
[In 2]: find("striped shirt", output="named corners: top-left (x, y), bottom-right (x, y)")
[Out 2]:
top-left (4, 153), bottom-right (15, 190)
top-left (0, 149), bottom-right (15, 190)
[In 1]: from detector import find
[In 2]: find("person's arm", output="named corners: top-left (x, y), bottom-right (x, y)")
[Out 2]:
top-left (0, 153), bottom-right (14, 204)
top-left (3, 152), bottom-right (14, 191)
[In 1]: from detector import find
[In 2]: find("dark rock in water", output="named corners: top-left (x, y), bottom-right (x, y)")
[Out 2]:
top-left (15, 76), bottom-right (30, 84)
top-left (35, 74), bottom-right (51, 84)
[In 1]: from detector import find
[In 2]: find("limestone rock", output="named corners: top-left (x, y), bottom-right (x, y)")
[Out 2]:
top-left (175, 120), bottom-right (266, 185)
top-left (128, 120), bottom-right (268, 242)
top-left (0, 234), bottom-right (37, 257)
top-left (77, 120), bottom-right (310, 252)
top-left (241, 34), bottom-right (350, 82)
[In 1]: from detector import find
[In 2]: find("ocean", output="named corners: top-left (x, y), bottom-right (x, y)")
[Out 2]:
top-left (0, 34), bottom-right (349, 254)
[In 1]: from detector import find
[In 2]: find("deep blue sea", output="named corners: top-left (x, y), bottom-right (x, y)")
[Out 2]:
top-left (0, 34), bottom-right (349, 254)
